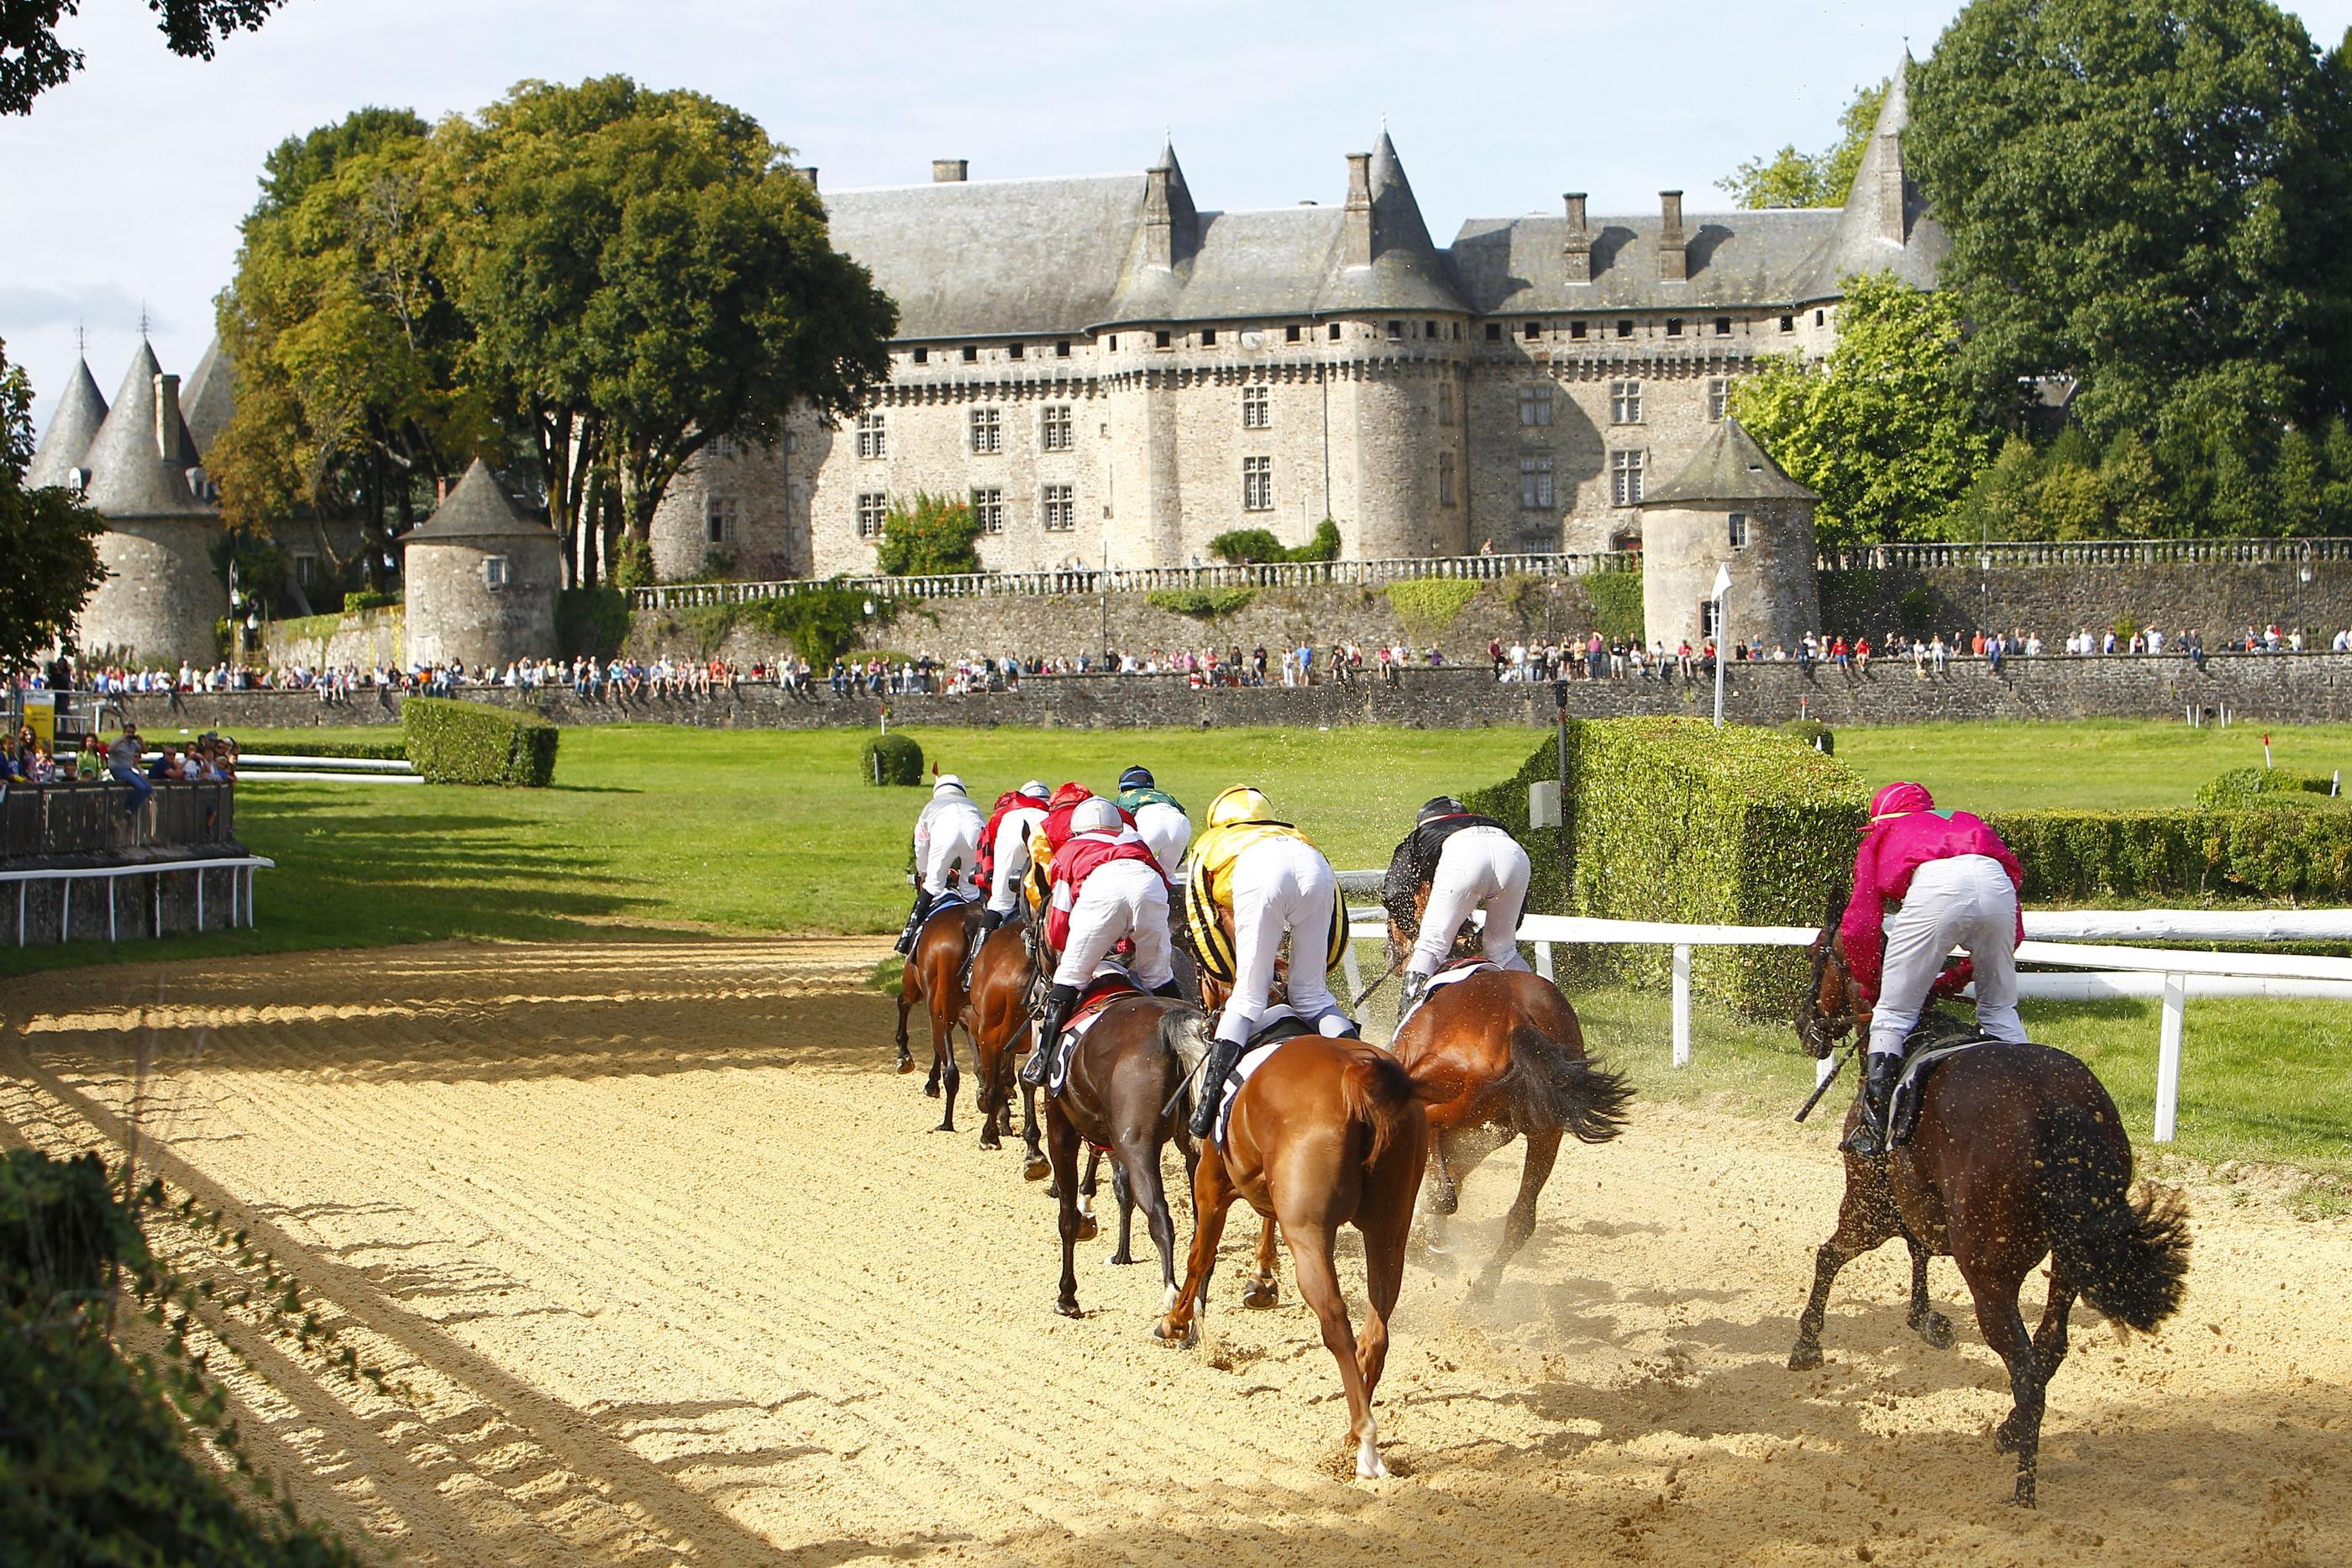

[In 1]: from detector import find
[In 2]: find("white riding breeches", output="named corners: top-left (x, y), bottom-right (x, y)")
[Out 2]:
top-left (1410, 826), bottom-right (1533, 975)
top-left (921, 811), bottom-right (984, 897)
top-left (1132, 802), bottom-right (1192, 874)
top-left (985, 807), bottom-right (1044, 915)
top-left (1216, 836), bottom-right (1346, 1046)
top-left (1053, 859), bottom-right (1174, 990)
top-left (1869, 853), bottom-right (2027, 1056)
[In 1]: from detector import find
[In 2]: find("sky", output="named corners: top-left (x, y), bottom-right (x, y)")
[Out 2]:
top-left (6, 0), bottom-right (2352, 437)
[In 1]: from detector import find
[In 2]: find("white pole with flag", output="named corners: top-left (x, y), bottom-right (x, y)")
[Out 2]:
top-left (1710, 562), bottom-right (1732, 728)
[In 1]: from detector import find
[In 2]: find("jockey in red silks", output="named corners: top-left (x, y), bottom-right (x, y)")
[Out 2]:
top-left (961, 780), bottom-right (1050, 987)
top-left (1836, 780), bottom-right (2029, 1156)
top-left (1019, 797), bottom-right (1179, 1090)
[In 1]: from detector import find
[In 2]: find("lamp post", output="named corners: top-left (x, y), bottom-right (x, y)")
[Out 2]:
top-left (228, 566), bottom-right (244, 668)
top-left (1100, 526), bottom-right (1110, 670)
top-left (1710, 562), bottom-right (1731, 729)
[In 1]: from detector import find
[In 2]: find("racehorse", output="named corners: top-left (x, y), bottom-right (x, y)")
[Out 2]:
top-left (1387, 966), bottom-right (1632, 1298)
top-left (963, 910), bottom-right (1042, 1160)
top-left (1791, 915), bottom-right (2191, 1506)
top-left (895, 899), bottom-right (982, 1133)
top-left (1039, 989), bottom-right (1204, 1319)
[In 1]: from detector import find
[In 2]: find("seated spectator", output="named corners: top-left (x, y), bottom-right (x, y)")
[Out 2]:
top-left (108, 726), bottom-right (151, 817)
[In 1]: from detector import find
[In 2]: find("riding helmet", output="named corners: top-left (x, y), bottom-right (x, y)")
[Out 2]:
top-left (1017, 779), bottom-right (1050, 800)
top-left (1072, 797), bottom-right (1122, 834)
top-left (1119, 765), bottom-right (1156, 790)
top-left (934, 774), bottom-right (966, 795)
top-left (1868, 780), bottom-right (1935, 821)
top-left (1205, 785), bottom-right (1276, 828)
top-left (1416, 795), bottom-right (1466, 824)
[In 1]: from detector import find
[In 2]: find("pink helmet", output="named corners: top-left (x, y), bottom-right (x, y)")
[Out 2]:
top-left (1869, 781), bottom-right (1935, 822)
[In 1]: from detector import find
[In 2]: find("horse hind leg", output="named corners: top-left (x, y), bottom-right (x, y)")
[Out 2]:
top-left (930, 1009), bottom-right (960, 1131)
top-left (1788, 1173), bottom-right (1900, 1371)
top-left (1908, 1237), bottom-right (1956, 1350)
top-left (1120, 1139), bottom-right (1181, 1313)
top-left (1285, 1219), bottom-right (1386, 1480)
top-left (1019, 1043), bottom-right (1051, 1183)
top-left (1107, 1162), bottom-right (1137, 1266)
top-left (895, 969), bottom-right (916, 1073)
top-left (1074, 1147), bottom-right (1100, 1243)
top-left (1470, 1125), bottom-right (1559, 1302)
top-left (1158, 1148), bottom-right (1237, 1348)
top-left (1241, 1215), bottom-right (1281, 1309)
top-left (1047, 1108), bottom-right (1087, 1319)
top-left (1963, 1261), bottom-right (2045, 1506)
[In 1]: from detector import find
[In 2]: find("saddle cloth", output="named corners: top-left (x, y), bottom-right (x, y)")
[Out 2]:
top-left (1887, 1035), bottom-right (1999, 1149)
top-left (1394, 958), bottom-right (1498, 1034)
top-left (1214, 1006), bottom-right (1315, 1148)
top-left (1046, 972), bottom-right (1142, 1095)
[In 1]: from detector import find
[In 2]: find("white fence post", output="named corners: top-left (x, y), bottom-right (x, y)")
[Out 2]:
top-left (1817, 1054), bottom-right (1837, 1086)
top-left (2155, 972), bottom-right (2186, 1143)
top-left (1341, 936), bottom-right (1364, 1004)
top-left (1672, 943), bottom-right (1692, 1068)
top-left (1535, 940), bottom-right (1554, 981)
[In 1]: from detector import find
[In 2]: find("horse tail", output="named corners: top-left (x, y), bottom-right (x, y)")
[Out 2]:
top-left (2034, 1101), bottom-right (2191, 1334)
top-left (1498, 1022), bottom-right (1634, 1145)
top-left (1341, 1049), bottom-right (1419, 1169)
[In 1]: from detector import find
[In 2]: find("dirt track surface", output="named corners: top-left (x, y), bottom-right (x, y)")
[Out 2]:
top-left (5, 938), bottom-right (2348, 1567)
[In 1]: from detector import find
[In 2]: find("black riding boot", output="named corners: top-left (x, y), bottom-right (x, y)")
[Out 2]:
top-left (1188, 1037), bottom-right (1247, 1141)
top-left (1149, 978), bottom-right (1184, 999)
top-left (1840, 1049), bottom-right (1906, 1158)
top-left (895, 889), bottom-right (935, 955)
top-left (1020, 983), bottom-right (1079, 1089)
top-left (958, 907), bottom-right (1003, 989)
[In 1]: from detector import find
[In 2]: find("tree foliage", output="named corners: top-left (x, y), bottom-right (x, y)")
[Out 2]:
top-left (875, 491), bottom-right (983, 577)
top-left (0, 339), bottom-right (106, 668)
top-left (1206, 518), bottom-right (1341, 564)
top-left (1728, 272), bottom-right (1993, 546)
top-left (1721, 80), bottom-right (1889, 207)
top-left (1, 0), bottom-right (287, 115)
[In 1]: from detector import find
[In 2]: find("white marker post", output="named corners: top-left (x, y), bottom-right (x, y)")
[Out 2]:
top-left (1710, 562), bottom-right (1732, 729)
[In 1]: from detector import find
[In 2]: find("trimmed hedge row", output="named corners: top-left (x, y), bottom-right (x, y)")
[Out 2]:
top-left (1992, 809), bottom-right (2352, 902)
top-left (1466, 717), bottom-right (1866, 1014)
top-left (861, 732), bottom-right (924, 786)
top-left (254, 736), bottom-right (407, 761)
top-left (2194, 766), bottom-right (2340, 810)
top-left (401, 697), bottom-right (559, 786)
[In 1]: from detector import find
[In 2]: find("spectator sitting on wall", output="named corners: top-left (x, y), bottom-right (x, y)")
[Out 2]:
top-left (108, 726), bottom-right (151, 818)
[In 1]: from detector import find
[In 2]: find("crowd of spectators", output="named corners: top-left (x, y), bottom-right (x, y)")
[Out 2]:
top-left (0, 720), bottom-right (236, 818)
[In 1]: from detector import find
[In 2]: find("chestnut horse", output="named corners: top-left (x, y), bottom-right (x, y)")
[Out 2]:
top-left (1154, 1025), bottom-right (1426, 1479)
top-left (1389, 967), bottom-right (1631, 1298)
top-left (963, 910), bottom-right (1042, 1160)
top-left (1792, 919), bottom-right (2191, 1506)
top-left (895, 899), bottom-right (982, 1132)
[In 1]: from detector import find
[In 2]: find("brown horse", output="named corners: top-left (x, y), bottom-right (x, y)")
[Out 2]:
top-left (895, 898), bottom-right (982, 1132)
top-left (1154, 1025), bottom-right (1428, 1479)
top-left (1041, 992), bottom-right (1204, 1318)
top-left (1792, 921), bottom-right (2192, 1506)
top-left (963, 910), bottom-right (1042, 1159)
top-left (1389, 967), bottom-right (1631, 1298)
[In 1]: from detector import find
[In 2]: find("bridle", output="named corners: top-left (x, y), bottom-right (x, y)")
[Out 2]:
top-left (1796, 889), bottom-right (1859, 1061)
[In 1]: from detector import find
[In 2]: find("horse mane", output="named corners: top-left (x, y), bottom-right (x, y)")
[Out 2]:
top-left (1910, 1005), bottom-right (1990, 1051)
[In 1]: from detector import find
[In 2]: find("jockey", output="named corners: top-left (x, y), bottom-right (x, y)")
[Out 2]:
top-left (1116, 764), bottom-right (1192, 873)
top-left (1020, 797), bottom-right (1180, 1088)
top-left (962, 779), bottom-right (1050, 986)
top-left (1181, 785), bottom-right (1355, 1139)
top-left (896, 774), bottom-right (985, 954)
top-left (1383, 795), bottom-right (1533, 1009)
top-left (1837, 780), bottom-right (2029, 1157)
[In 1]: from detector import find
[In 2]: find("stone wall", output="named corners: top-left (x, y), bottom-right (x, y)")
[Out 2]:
top-left (405, 537), bottom-right (561, 673)
top-left (121, 651), bottom-right (2352, 735)
top-left (1820, 559), bottom-right (2352, 644)
top-left (263, 606), bottom-right (405, 670)
top-left (78, 517), bottom-right (228, 668)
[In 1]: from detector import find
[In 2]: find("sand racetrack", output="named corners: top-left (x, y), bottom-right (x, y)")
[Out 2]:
top-left (4, 938), bottom-right (2347, 1567)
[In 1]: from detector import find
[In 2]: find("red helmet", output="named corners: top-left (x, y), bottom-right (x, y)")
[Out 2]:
top-left (1047, 782), bottom-right (1093, 810)
top-left (1869, 781), bottom-right (1935, 822)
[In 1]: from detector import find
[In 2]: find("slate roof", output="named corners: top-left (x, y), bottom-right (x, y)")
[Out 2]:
top-left (403, 459), bottom-right (555, 543)
top-left (1447, 206), bottom-right (1844, 315)
top-left (80, 341), bottom-right (212, 520)
top-left (181, 337), bottom-right (235, 456)
top-left (27, 357), bottom-right (107, 490)
top-left (1788, 58), bottom-right (1946, 302)
top-left (1639, 417), bottom-right (1817, 506)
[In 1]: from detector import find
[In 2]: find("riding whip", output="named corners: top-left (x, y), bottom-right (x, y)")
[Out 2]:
top-left (1351, 956), bottom-right (1403, 1010)
top-left (1793, 1041), bottom-right (1857, 1124)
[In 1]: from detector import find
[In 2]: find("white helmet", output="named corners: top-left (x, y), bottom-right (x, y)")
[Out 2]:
top-left (934, 774), bottom-right (965, 795)
top-left (1018, 779), bottom-right (1049, 800)
top-left (1072, 798), bottom-right (1121, 833)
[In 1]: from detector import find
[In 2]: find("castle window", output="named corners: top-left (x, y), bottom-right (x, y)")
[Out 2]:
top-left (1042, 404), bottom-right (1074, 452)
top-left (1201, 328), bottom-right (1218, 347)
top-left (1009, 342), bottom-right (1024, 359)
top-left (1107, 334), bottom-right (1118, 350)
top-left (1668, 318), bottom-right (1687, 338)
top-left (1242, 385), bottom-right (1269, 430)
top-left (1439, 451), bottom-right (1457, 506)
top-left (1815, 309), bottom-right (1826, 327)
top-left (293, 553), bottom-right (318, 588)
top-left (1328, 323), bottom-right (1341, 341)
top-left (1779, 315), bottom-right (1794, 333)
top-left (1452, 323), bottom-right (1462, 339)
top-left (1523, 321), bottom-right (1540, 340)
top-left (1570, 320), bottom-right (1588, 339)
top-left (856, 411), bottom-right (886, 459)
top-left (1437, 391), bottom-right (1455, 427)
top-left (912, 347), bottom-right (929, 364)
top-left (856, 492), bottom-right (886, 539)
top-left (1519, 456), bottom-right (1553, 511)
top-left (483, 555), bottom-right (509, 590)
top-left (1519, 384), bottom-right (1554, 427)
top-left (969, 406), bottom-right (1002, 454)
top-left (1609, 380), bottom-right (1642, 424)
top-left (1702, 599), bottom-right (1721, 639)
top-left (705, 496), bottom-right (738, 545)
top-left (1714, 317), bottom-right (1732, 336)
top-left (1615, 318), bottom-right (1634, 338)
top-left (1386, 321), bottom-right (1402, 340)
top-left (1610, 448), bottom-right (1646, 506)
top-left (970, 487), bottom-right (1004, 534)
top-left (1707, 377), bottom-right (1730, 422)
top-left (962, 344), bottom-right (978, 363)
top-left (1242, 455), bottom-right (1273, 511)
top-left (1728, 511), bottom-right (1750, 550)
top-left (1057, 339), bottom-right (1072, 358)
top-left (1155, 329), bottom-right (1172, 349)
top-left (1486, 323), bottom-right (1502, 341)
top-left (1042, 484), bottom-right (1075, 532)
top-left (1285, 323), bottom-right (1302, 343)
top-left (1425, 320), bottom-right (1437, 338)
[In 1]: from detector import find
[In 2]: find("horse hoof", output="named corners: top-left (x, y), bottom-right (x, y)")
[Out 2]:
top-left (1074, 1216), bottom-right (1099, 1243)
top-left (1429, 1191), bottom-right (1459, 1218)
top-left (1152, 1318), bottom-right (1198, 1348)
top-left (934, 1120), bottom-right (955, 1135)
top-left (979, 1136), bottom-right (1000, 1151)
top-left (895, 1055), bottom-right (915, 1074)
top-left (1357, 1450), bottom-right (1390, 1481)
top-left (923, 1079), bottom-right (941, 1099)
top-left (1055, 1298), bottom-right (1084, 1319)
top-left (1787, 1342), bottom-right (1824, 1371)
top-left (1914, 1311), bottom-right (1956, 1350)
top-left (1106, 1251), bottom-right (1137, 1266)
top-left (1240, 1279), bottom-right (1278, 1310)
top-left (1023, 1156), bottom-right (1050, 1183)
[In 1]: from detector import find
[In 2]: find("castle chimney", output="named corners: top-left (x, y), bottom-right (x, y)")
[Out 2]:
top-left (1562, 192), bottom-right (1592, 284)
top-left (800, 165), bottom-right (819, 191)
top-left (1342, 152), bottom-right (1373, 268)
top-left (1657, 191), bottom-right (1688, 282)
top-left (1877, 133), bottom-right (1908, 243)
top-left (154, 373), bottom-right (181, 462)
top-left (1143, 165), bottom-right (1175, 269)
top-left (932, 158), bottom-right (968, 183)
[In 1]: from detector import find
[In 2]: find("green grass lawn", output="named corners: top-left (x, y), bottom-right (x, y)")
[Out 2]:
top-left (1835, 719), bottom-right (2352, 813)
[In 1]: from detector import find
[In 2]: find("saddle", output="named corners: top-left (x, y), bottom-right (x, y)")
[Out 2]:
top-left (1884, 1013), bottom-right (2001, 1149)
top-left (1210, 1006), bottom-right (1331, 1149)
top-left (1395, 957), bottom-right (1497, 1032)
top-left (1044, 972), bottom-right (1144, 1095)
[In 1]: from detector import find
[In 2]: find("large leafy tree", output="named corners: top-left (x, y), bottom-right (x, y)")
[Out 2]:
top-left (1910, 0), bottom-right (2352, 454)
top-left (875, 491), bottom-right (983, 577)
top-left (1730, 272), bottom-right (1994, 546)
top-left (0, 339), bottom-right (107, 668)
top-left (441, 76), bottom-right (896, 585)
top-left (1721, 80), bottom-right (1889, 208)
top-left (2, 0), bottom-right (287, 114)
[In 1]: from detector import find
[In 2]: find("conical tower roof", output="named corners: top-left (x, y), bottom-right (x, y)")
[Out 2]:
top-left (1639, 418), bottom-right (1817, 506)
top-left (404, 459), bottom-right (554, 543)
top-left (1367, 128), bottom-right (1437, 255)
top-left (27, 357), bottom-right (108, 490)
top-left (81, 341), bottom-right (212, 519)
top-left (1795, 54), bottom-right (1945, 300)
top-left (181, 336), bottom-right (235, 456)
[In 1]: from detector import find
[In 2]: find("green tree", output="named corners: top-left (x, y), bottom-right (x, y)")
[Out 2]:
top-left (1721, 80), bottom-right (1890, 207)
top-left (1728, 271), bottom-right (1994, 544)
top-left (1, 0), bottom-right (287, 115)
top-left (2034, 429), bottom-right (2111, 538)
top-left (875, 491), bottom-right (984, 577)
top-left (2318, 416), bottom-right (2352, 528)
top-left (2099, 430), bottom-right (2176, 536)
top-left (1910, 0), bottom-right (2352, 448)
top-left (0, 341), bottom-right (108, 669)
top-left (1952, 433), bottom-right (2046, 539)
top-left (2272, 427), bottom-right (2325, 534)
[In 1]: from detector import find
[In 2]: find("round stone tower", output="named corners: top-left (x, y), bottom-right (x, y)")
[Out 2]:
top-left (72, 343), bottom-right (227, 667)
top-left (402, 459), bottom-right (563, 672)
top-left (1635, 417), bottom-right (1819, 653)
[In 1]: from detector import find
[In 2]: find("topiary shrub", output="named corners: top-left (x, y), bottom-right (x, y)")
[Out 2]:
top-left (2194, 766), bottom-right (2339, 810)
top-left (402, 697), bottom-right (559, 786)
top-left (861, 732), bottom-right (924, 786)
top-left (1383, 579), bottom-right (1481, 640)
top-left (1147, 587), bottom-right (1256, 618)
top-left (1781, 717), bottom-right (1835, 754)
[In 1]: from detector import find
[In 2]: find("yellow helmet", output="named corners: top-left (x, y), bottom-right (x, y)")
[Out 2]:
top-left (1205, 785), bottom-right (1276, 829)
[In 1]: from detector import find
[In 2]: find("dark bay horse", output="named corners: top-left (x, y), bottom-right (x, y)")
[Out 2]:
top-left (1793, 921), bottom-right (2192, 1506)
top-left (963, 910), bottom-right (1041, 1160)
top-left (895, 899), bottom-right (982, 1132)
top-left (1388, 967), bottom-right (1631, 1297)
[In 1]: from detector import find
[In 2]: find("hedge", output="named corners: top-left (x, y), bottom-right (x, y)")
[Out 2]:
top-left (245, 736), bottom-right (407, 761)
top-left (1465, 717), bottom-right (1866, 1014)
top-left (401, 697), bottom-right (559, 786)
top-left (862, 732), bottom-right (924, 786)
top-left (1991, 809), bottom-right (2352, 903)
top-left (1147, 587), bottom-right (1256, 618)
top-left (2194, 766), bottom-right (2340, 810)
